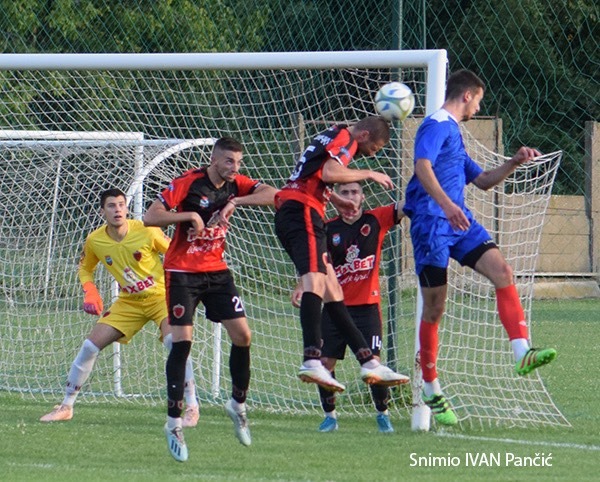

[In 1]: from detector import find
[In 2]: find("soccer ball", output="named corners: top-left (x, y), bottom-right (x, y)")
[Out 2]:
top-left (374, 82), bottom-right (415, 122)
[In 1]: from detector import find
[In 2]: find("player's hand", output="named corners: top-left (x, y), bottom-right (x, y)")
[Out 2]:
top-left (443, 202), bottom-right (470, 231)
top-left (82, 282), bottom-right (103, 315)
top-left (291, 284), bottom-right (303, 308)
top-left (331, 193), bottom-right (357, 216)
top-left (369, 171), bottom-right (394, 190)
top-left (187, 212), bottom-right (206, 237)
top-left (512, 146), bottom-right (542, 166)
top-left (217, 199), bottom-right (236, 228)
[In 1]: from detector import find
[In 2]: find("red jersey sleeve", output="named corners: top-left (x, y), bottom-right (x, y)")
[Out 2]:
top-left (159, 168), bottom-right (198, 210)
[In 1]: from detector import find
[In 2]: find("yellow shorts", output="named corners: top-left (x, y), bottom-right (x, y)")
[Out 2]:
top-left (98, 295), bottom-right (167, 344)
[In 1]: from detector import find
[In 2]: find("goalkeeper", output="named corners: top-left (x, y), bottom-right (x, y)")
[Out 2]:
top-left (404, 69), bottom-right (557, 426)
top-left (40, 188), bottom-right (199, 428)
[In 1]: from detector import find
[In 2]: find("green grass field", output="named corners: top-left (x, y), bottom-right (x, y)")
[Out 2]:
top-left (1, 299), bottom-right (598, 481)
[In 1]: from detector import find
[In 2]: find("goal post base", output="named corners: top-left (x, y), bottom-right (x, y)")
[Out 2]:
top-left (411, 405), bottom-right (431, 431)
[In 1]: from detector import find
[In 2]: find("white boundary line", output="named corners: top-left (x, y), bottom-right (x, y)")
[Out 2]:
top-left (437, 432), bottom-right (600, 451)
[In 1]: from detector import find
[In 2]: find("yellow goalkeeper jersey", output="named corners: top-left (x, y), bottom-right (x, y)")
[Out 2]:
top-left (79, 219), bottom-right (169, 299)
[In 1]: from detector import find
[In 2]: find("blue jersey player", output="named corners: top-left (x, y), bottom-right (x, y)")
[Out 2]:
top-left (404, 69), bottom-right (557, 426)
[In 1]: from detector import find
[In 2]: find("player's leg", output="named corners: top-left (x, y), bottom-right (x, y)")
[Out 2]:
top-left (468, 245), bottom-right (557, 375)
top-left (204, 272), bottom-right (252, 446)
top-left (410, 216), bottom-right (457, 425)
top-left (161, 318), bottom-right (199, 428)
top-left (274, 201), bottom-right (344, 392)
top-left (317, 307), bottom-right (343, 432)
top-left (354, 304), bottom-right (401, 433)
top-left (40, 316), bottom-right (123, 422)
top-left (317, 357), bottom-right (340, 432)
top-left (323, 266), bottom-right (407, 387)
top-left (418, 266), bottom-right (457, 426)
top-left (221, 316), bottom-right (252, 446)
top-left (163, 271), bottom-right (196, 462)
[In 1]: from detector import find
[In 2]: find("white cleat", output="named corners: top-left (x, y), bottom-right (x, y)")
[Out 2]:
top-left (360, 363), bottom-right (410, 387)
top-left (225, 400), bottom-right (252, 446)
top-left (164, 423), bottom-right (188, 462)
top-left (40, 404), bottom-right (73, 422)
top-left (298, 364), bottom-right (346, 392)
top-left (182, 405), bottom-right (200, 428)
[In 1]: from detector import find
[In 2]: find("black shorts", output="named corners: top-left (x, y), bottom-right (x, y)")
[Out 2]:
top-left (321, 304), bottom-right (383, 359)
top-left (274, 200), bottom-right (328, 275)
top-left (165, 270), bottom-right (245, 326)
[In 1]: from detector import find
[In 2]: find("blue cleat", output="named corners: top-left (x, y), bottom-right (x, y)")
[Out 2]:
top-left (376, 413), bottom-right (394, 433)
top-left (318, 416), bottom-right (338, 432)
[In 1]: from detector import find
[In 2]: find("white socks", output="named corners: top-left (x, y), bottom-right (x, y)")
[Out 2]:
top-left (362, 359), bottom-right (380, 370)
top-left (511, 338), bottom-right (530, 361)
top-left (63, 339), bottom-right (100, 406)
top-left (230, 398), bottom-right (246, 414)
top-left (423, 378), bottom-right (442, 397)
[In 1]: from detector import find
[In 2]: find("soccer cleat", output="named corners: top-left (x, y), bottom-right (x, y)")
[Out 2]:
top-left (225, 400), bottom-right (252, 446)
top-left (182, 405), bottom-right (200, 428)
top-left (360, 364), bottom-right (410, 387)
top-left (40, 404), bottom-right (73, 422)
top-left (164, 423), bottom-right (188, 462)
top-left (422, 392), bottom-right (458, 426)
top-left (515, 348), bottom-right (557, 376)
top-left (298, 364), bottom-right (346, 392)
top-left (376, 413), bottom-right (394, 433)
top-left (318, 416), bottom-right (338, 433)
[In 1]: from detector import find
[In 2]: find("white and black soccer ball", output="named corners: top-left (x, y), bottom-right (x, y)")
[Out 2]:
top-left (374, 82), bottom-right (415, 122)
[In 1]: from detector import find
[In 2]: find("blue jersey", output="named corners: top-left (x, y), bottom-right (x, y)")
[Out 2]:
top-left (403, 109), bottom-right (483, 218)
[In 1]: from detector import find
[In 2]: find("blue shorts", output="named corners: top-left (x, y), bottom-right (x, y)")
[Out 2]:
top-left (410, 214), bottom-right (493, 275)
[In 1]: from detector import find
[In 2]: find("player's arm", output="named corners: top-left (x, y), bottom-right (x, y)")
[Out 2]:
top-left (395, 200), bottom-right (406, 223)
top-left (232, 183), bottom-right (277, 207)
top-left (472, 146), bottom-right (541, 191)
top-left (143, 199), bottom-right (204, 234)
top-left (330, 191), bottom-right (358, 216)
top-left (414, 158), bottom-right (470, 231)
top-left (78, 238), bottom-right (104, 315)
top-left (149, 226), bottom-right (171, 254)
top-left (322, 158), bottom-right (394, 189)
top-left (219, 183), bottom-right (277, 226)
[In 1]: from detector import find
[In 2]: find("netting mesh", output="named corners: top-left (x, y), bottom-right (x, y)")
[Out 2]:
top-left (0, 60), bottom-right (568, 428)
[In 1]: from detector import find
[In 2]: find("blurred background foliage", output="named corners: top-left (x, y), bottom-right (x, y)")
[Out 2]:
top-left (0, 0), bottom-right (597, 194)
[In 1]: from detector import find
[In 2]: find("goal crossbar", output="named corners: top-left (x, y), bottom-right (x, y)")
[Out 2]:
top-left (0, 50), bottom-right (448, 115)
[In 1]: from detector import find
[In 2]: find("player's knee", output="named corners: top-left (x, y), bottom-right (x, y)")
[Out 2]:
top-left (230, 327), bottom-right (251, 347)
top-left (422, 305), bottom-right (444, 324)
top-left (494, 263), bottom-right (514, 287)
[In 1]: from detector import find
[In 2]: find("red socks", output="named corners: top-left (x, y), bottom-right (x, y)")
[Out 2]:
top-left (496, 284), bottom-right (528, 340)
top-left (419, 321), bottom-right (439, 382)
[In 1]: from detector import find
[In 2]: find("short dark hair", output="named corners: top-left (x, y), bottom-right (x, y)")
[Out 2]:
top-left (445, 69), bottom-right (485, 101)
top-left (99, 188), bottom-right (127, 208)
top-left (353, 116), bottom-right (391, 143)
top-left (213, 136), bottom-right (243, 154)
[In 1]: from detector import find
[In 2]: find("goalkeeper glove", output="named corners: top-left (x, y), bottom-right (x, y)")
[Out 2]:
top-left (82, 281), bottom-right (104, 315)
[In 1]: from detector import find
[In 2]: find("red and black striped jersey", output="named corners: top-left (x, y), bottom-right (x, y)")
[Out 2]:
top-left (326, 204), bottom-right (399, 306)
top-left (275, 125), bottom-right (357, 217)
top-left (158, 167), bottom-right (261, 273)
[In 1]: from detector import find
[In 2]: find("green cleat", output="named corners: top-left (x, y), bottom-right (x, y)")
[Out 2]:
top-left (422, 392), bottom-right (458, 426)
top-left (515, 348), bottom-right (557, 376)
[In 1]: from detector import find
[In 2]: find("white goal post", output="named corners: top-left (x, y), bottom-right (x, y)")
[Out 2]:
top-left (0, 50), bottom-right (568, 429)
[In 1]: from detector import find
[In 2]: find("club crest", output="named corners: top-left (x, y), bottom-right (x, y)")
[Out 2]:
top-left (133, 250), bottom-right (142, 261)
top-left (172, 304), bottom-right (186, 319)
top-left (332, 233), bottom-right (341, 246)
top-left (200, 196), bottom-right (210, 208)
top-left (360, 224), bottom-right (371, 236)
top-left (105, 255), bottom-right (113, 266)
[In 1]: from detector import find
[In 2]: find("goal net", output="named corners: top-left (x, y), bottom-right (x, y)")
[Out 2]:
top-left (0, 51), bottom-right (568, 428)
